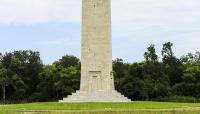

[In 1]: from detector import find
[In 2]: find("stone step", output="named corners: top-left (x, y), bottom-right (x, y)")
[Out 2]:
top-left (61, 96), bottom-right (131, 102)
top-left (68, 94), bottom-right (125, 99)
top-left (59, 90), bottom-right (131, 102)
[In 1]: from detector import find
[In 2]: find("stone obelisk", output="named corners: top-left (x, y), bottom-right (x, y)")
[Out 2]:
top-left (59, 0), bottom-right (130, 102)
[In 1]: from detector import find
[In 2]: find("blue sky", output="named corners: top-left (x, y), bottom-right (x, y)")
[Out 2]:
top-left (0, 0), bottom-right (200, 64)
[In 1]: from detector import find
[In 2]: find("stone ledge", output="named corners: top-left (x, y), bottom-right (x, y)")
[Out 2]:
top-left (59, 90), bottom-right (131, 102)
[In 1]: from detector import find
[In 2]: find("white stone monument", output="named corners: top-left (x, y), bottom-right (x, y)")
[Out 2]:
top-left (59, 0), bottom-right (131, 102)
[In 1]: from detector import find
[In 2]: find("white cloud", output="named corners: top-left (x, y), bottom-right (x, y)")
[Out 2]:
top-left (0, 0), bottom-right (81, 25)
top-left (0, 0), bottom-right (199, 27)
top-left (37, 38), bottom-right (70, 46)
top-left (1, 0), bottom-right (199, 26)
top-left (112, 0), bottom-right (200, 33)
top-left (0, 0), bottom-right (199, 62)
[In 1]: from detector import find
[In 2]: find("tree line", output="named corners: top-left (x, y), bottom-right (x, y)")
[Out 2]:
top-left (0, 42), bottom-right (199, 102)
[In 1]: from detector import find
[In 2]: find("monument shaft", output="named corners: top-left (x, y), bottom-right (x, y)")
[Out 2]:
top-left (81, 0), bottom-right (114, 92)
top-left (59, 0), bottom-right (130, 102)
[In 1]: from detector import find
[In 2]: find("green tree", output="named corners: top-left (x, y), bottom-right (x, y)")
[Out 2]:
top-left (162, 42), bottom-right (174, 61)
top-left (143, 44), bottom-right (171, 99)
top-left (144, 44), bottom-right (158, 63)
top-left (181, 52), bottom-right (200, 63)
top-left (113, 58), bottom-right (129, 92)
top-left (0, 66), bottom-right (9, 102)
top-left (0, 51), bottom-right (43, 101)
top-left (174, 52), bottom-right (200, 97)
top-left (59, 55), bottom-right (80, 68)
top-left (126, 63), bottom-right (149, 100)
top-left (35, 55), bottom-right (80, 101)
top-left (161, 42), bottom-right (184, 86)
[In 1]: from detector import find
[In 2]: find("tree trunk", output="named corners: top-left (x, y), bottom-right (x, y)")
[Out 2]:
top-left (2, 85), bottom-right (5, 103)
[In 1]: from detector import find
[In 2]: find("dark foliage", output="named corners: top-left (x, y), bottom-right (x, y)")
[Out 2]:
top-left (0, 42), bottom-right (199, 102)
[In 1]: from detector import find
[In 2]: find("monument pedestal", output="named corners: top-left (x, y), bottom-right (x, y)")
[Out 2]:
top-left (59, 90), bottom-right (131, 102)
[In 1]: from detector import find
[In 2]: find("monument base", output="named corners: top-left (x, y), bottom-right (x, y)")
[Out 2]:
top-left (59, 90), bottom-right (131, 102)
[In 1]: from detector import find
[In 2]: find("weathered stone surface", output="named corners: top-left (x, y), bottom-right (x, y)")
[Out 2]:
top-left (59, 0), bottom-right (131, 102)
top-left (59, 90), bottom-right (130, 102)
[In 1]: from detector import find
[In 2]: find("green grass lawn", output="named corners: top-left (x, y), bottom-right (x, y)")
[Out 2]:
top-left (1, 102), bottom-right (200, 114)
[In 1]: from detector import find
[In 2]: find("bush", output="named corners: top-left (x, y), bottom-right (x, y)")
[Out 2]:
top-left (153, 96), bottom-right (200, 103)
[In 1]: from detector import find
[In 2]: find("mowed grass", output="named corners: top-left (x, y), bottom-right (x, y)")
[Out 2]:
top-left (1, 102), bottom-right (200, 114)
